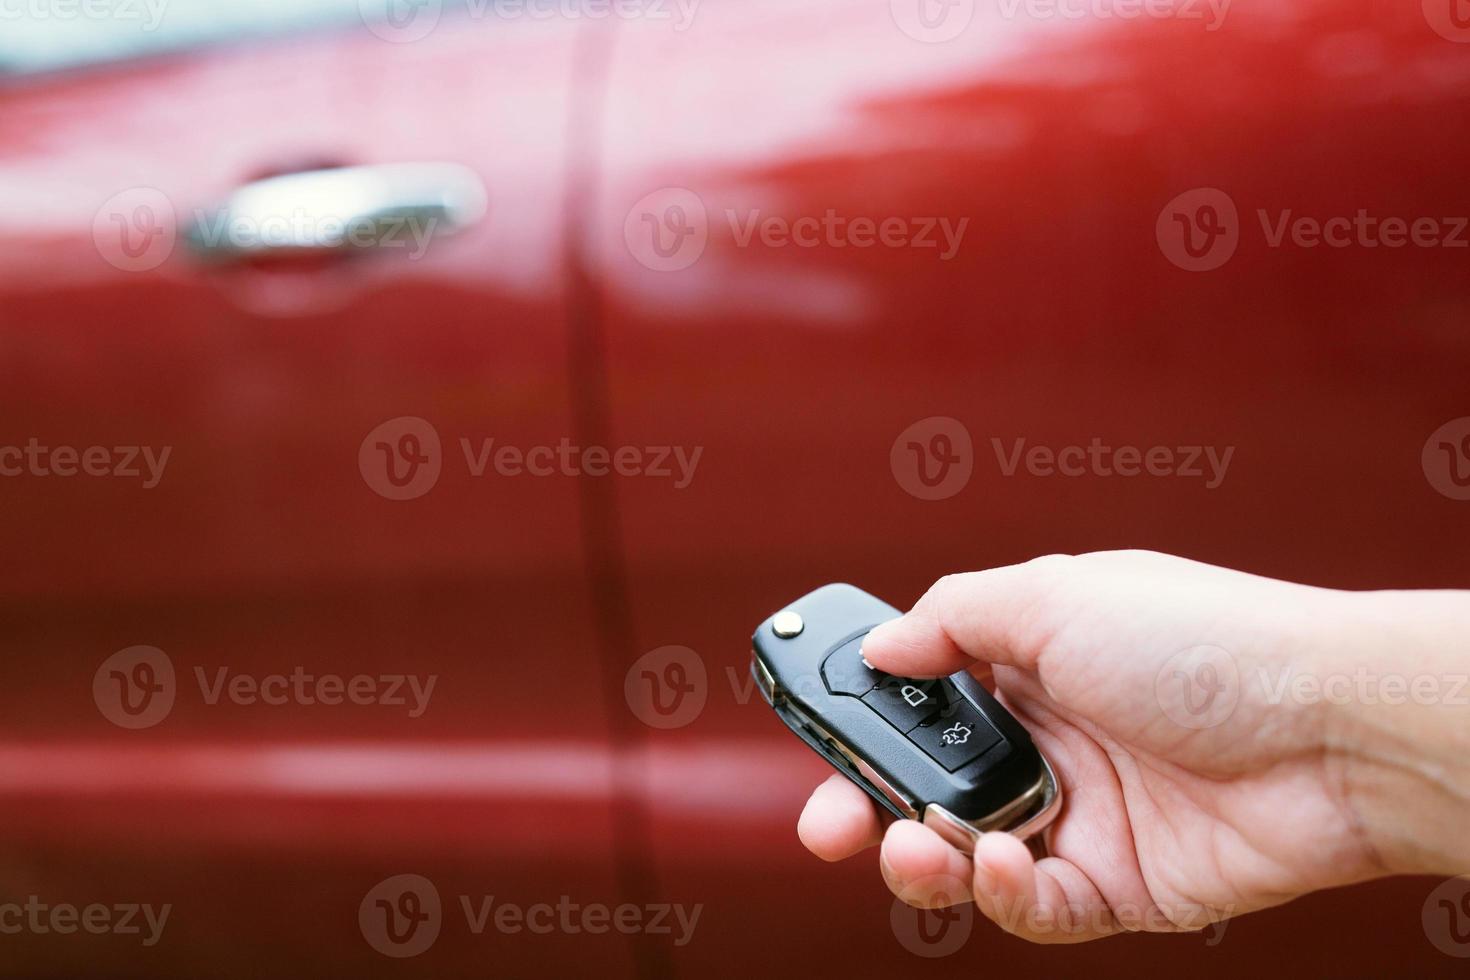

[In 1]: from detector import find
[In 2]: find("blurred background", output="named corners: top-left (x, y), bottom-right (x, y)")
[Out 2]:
top-left (1, 0), bottom-right (1468, 974)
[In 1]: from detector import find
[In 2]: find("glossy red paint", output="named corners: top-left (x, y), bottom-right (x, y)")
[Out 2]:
top-left (0, 0), bottom-right (1467, 975)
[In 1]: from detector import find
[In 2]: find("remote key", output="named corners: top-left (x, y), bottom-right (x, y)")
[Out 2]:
top-left (752, 583), bottom-right (1062, 851)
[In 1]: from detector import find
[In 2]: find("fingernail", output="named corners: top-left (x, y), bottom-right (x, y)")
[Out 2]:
top-left (974, 862), bottom-right (996, 895)
top-left (879, 851), bottom-right (901, 890)
top-left (973, 839), bottom-right (997, 894)
top-left (861, 618), bottom-right (899, 665)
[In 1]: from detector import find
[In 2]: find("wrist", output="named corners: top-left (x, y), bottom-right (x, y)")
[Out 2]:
top-left (1311, 589), bottom-right (1470, 875)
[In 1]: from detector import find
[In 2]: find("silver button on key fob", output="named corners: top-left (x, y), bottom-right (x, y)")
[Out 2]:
top-left (752, 584), bottom-right (1061, 851)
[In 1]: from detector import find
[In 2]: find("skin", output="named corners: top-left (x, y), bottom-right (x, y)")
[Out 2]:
top-left (796, 551), bottom-right (1470, 943)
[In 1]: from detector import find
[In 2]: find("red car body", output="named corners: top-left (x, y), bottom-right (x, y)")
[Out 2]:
top-left (0, 0), bottom-right (1467, 974)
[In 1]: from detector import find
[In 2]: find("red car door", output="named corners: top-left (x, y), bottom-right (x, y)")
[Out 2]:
top-left (0, 10), bottom-right (634, 978)
top-left (590, 0), bottom-right (1470, 976)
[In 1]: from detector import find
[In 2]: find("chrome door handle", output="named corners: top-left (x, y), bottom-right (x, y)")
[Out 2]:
top-left (186, 162), bottom-right (487, 260)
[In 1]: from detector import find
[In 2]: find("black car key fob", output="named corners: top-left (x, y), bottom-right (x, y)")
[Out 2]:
top-left (752, 584), bottom-right (1061, 851)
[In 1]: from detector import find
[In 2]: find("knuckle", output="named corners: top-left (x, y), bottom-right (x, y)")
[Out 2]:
top-left (913, 572), bottom-right (966, 615)
top-left (1021, 552), bottom-right (1079, 579)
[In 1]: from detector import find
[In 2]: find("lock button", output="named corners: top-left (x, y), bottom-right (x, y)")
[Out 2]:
top-left (861, 677), bottom-right (945, 732)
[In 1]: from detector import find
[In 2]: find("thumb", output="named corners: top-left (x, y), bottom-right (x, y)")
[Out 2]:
top-left (860, 556), bottom-right (1073, 678)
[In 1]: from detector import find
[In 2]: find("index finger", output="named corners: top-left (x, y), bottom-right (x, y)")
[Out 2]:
top-left (861, 556), bottom-right (1074, 678)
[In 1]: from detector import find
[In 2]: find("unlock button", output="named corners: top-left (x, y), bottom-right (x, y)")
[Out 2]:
top-left (862, 677), bottom-right (945, 733)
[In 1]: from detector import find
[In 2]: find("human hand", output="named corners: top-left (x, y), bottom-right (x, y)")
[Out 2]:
top-left (797, 551), bottom-right (1470, 942)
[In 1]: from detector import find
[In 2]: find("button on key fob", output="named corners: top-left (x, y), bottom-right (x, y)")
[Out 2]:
top-left (751, 584), bottom-right (1062, 851)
